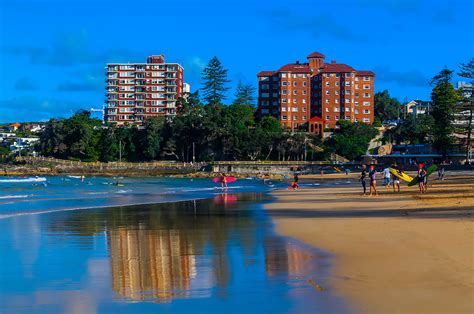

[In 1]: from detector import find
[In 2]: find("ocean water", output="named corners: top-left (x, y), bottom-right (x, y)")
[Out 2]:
top-left (0, 176), bottom-right (349, 313)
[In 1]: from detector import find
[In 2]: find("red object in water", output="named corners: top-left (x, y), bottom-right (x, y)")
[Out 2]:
top-left (212, 176), bottom-right (237, 183)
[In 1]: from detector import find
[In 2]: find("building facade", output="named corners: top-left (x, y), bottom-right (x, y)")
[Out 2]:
top-left (105, 55), bottom-right (186, 125)
top-left (257, 51), bottom-right (375, 131)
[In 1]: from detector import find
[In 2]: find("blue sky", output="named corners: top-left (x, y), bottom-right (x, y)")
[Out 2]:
top-left (0, 0), bottom-right (473, 122)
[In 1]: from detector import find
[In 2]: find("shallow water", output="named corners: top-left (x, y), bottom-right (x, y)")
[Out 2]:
top-left (0, 188), bottom-right (348, 313)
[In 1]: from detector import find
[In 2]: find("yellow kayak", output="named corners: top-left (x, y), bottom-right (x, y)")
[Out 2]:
top-left (389, 168), bottom-right (413, 183)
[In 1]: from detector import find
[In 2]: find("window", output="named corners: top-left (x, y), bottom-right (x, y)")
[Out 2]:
top-left (261, 84), bottom-right (269, 89)
top-left (293, 90), bottom-right (297, 95)
top-left (335, 81), bottom-right (339, 86)
top-left (302, 107), bottom-right (306, 112)
top-left (363, 109), bottom-right (370, 114)
top-left (345, 107), bottom-right (350, 112)
top-left (261, 92), bottom-right (269, 97)
top-left (355, 118), bottom-right (359, 122)
top-left (293, 82), bottom-right (297, 87)
top-left (293, 99), bottom-right (297, 104)
top-left (345, 98), bottom-right (349, 103)
top-left (326, 90), bottom-right (330, 95)
top-left (292, 107), bottom-right (298, 112)
top-left (282, 81), bottom-right (287, 86)
top-left (326, 81), bottom-right (330, 86)
top-left (303, 90), bottom-right (307, 95)
top-left (345, 116), bottom-right (350, 120)
top-left (272, 93), bottom-right (278, 97)
top-left (282, 115), bottom-right (287, 120)
top-left (293, 74), bottom-right (297, 78)
top-left (293, 116), bottom-right (297, 120)
top-left (261, 109), bottom-right (269, 114)
top-left (335, 73), bottom-right (339, 78)
top-left (363, 101), bottom-right (371, 106)
top-left (364, 76), bottom-right (370, 81)
top-left (364, 93), bottom-right (370, 98)
top-left (272, 101), bottom-right (278, 106)
top-left (363, 118), bottom-right (370, 122)
top-left (335, 99), bottom-right (339, 103)
top-left (355, 101), bottom-right (359, 106)
top-left (325, 99), bottom-right (329, 103)
top-left (335, 90), bottom-right (339, 95)
top-left (281, 73), bottom-right (287, 78)
top-left (282, 99), bottom-right (287, 103)
top-left (282, 107), bottom-right (287, 112)
top-left (363, 85), bottom-right (370, 89)
top-left (303, 116), bottom-right (307, 120)
top-left (355, 84), bottom-right (359, 89)
top-left (345, 73), bottom-right (351, 78)
top-left (335, 116), bottom-right (339, 121)
top-left (302, 99), bottom-right (306, 104)
top-left (355, 77), bottom-right (359, 81)
top-left (345, 81), bottom-right (351, 86)
top-left (326, 74), bottom-right (330, 78)
top-left (355, 109), bottom-right (359, 114)
top-left (346, 90), bottom-right (351, 95)
top-left (303, 81), bottom-right (307, 86)
top-left (334, 107), bottom-right (339, 112)
top-left (282, 90), bottom-right (287, 95)
top-left (325, 107), bottom-right (329, 112)
top-left (326, 116), bottom-right (330, 120)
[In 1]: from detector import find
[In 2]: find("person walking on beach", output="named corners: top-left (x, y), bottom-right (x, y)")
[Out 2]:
top-left (438, 162), bottom-right (445, 180)
top-left (382, 166), bottom-right (391, 188)
top-left (369, 165), bottom-right (378, 196)
top-left (391, 163), bottom-right (401, 193)
top-left (221, 173), bottom-right (228, 191)
top-left (360, 165), bottom-right (367, 195)
top-left (417, 163), bottom-right (427, 194)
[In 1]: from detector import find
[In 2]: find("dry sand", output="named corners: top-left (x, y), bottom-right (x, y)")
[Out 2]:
top-left (266, 172), bottom-right (474, 314)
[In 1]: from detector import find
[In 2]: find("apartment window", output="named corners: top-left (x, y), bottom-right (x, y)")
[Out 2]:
top-left (293, 90), bottom-right (297, 95)
top-left (293, 74), bottom-right (297, 78)
top-left (345, 116), bottom-right (351, 120)
top-left (345, 81), bottom-right (351, 86)
top-left (335, 73), bottom-right (339, 78)
top-left (363, 85), bottom-right (370, 89)
top-left (281, 73), bottom-right (287, 78)
top-left (282, 81), bottom-right (287, 86)
top-left (355, 77), bottom-right (359, 81)
top-left (326, 90), bottom-right (330, 95)
top-left (326, 74), bottom-right (330, 78)
top-left (272, 93), bottom-right (278, 97)
top-left (293, 99), bottom-right (297, 104)
top-left (293, 82), bottom-right (297, 87)
top-left (302, 99), bottom-right (306, 104)
top-left (345, 107), bottom-right (350, 112)
top-left (282, 99), bottom-right (287, 103)
top-left (363, 109), bottom-right (370, 114)
top-left (261, 84), bottom-right (269, 89)
top-left (303, 90), bottom-right (307, 95)
top-left (335, 81), bottom-right (339, 86)
top-left (364, 93), bottom-right (370, 98)
top-left (355, 84), bottom-right (359, 89)
top-left (363, 118), bottom-right (370, 122)
top-left (325, 107), bottom-right (330, 112)
top-left (355, 109), bottom-right (359, 114)
top-left (326, 115), bottom-right (330, 120)
top-left (302, 116), bottom-right (307, 120)
top-left (293, 116), bottom-right (297, 120)
top-left (302, 107), bottom-right (306, 112)
top-left (363, 101), bottom-right (371, 106)
top-left (273, 101), bottom-right (278, 106)
top-left (335, 90), bottom-right (339, 95)
top-left (355, 118), bottom-right (359, 122)
top-left (335, 99), bottom-right (339, 103)
top-left (334, 107), bottom-right (339, 112)
top-left (261, 93), bottom-right (270, 97)
top-left (326, 81), bottom-right (330, 86)
top-left (282, 115), bottom-right (288, 120)
top-left (346, 90), bottom-right (351, 95)
top-left (292, 107), bottom-right (298, 112)
top-left (335, 116), bottom-right (340, 121)
top-left (325, 99), bottom-right (329, 103)
top-left (303, 81), bottom-right (307, 87)
top-left (355, 101), bottom-right (359, 106)
top-left (261, 109), bottom-right (269, 114)
top-left (345, 98), bottom-right (349, 103)
top-left (282, 107), bottom-right (287, 112)
top-left (282, 90), bottom-right (287, 95)
top-left (364, 76), bottom-right (370, 81)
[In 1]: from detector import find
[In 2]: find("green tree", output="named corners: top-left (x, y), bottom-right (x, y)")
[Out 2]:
top-left (326, 121), bottom-right (378, 160)
top-left (374, 90), bottom-right (401, 122)
top-left (457, 58), bottom-right (473, 162)
top-left (200, 56), bottom-right (230, 105)
top-left (143, 116), bottom-right (165, 160)
top-left (384, 114), bottom-right (434, 144)
top-left (99, 126), bottom-right (119, 162)
top-left (233, 81), bottom-right (256, 106)
top-left (430, 68), bottom-right (460, 156)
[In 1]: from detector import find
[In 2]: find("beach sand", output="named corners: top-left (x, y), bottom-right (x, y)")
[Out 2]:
top-left (266, 172), bottom-right (474, 314)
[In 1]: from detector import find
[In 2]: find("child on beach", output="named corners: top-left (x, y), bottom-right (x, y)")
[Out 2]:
top-left (391, 164), bottom-right (401, 193)
top-left (221, 173), bottom-right (228, 191)
top-left (360, 165), bottom-right (367, 195)
top-left (382, 167), bottom-right (391, 188)
top-left (369, 165), bottom-right (378, 196)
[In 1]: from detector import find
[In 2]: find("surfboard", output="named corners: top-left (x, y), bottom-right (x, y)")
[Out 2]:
top-left (389, 168), bottom-right (413, 183)
top-left (408, 164), bottom-right (438, 186)
top-left (212, 176), bottom-right (237, 183)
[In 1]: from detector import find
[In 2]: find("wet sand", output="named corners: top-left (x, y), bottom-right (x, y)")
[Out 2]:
top-left (266, 172), bottom-right (474, 314)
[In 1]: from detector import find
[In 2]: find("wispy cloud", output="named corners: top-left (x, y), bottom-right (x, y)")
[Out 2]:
top-left (373, 66), bottom-right (429, 88)
top-left (268, 9), bottom-right (367, 42)
top-left (14, 77), bottom-right (38, 91)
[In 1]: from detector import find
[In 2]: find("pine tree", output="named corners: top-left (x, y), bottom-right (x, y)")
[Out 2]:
top-left (233, 81), bottom-right (256, 105)
top-left (430, 68), bottom-right (460, 157)
top-left (200, 56), bottom-right (230, 105)
top-left (457, 58), bottom-right (474, 163)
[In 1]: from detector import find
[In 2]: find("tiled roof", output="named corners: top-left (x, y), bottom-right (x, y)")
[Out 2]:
top-left (320, 63), bottom-right (355, 73)
top-left (356, 70), bottom-right (375, 76)
top-left (309, 116), bottom-right (324, 122)
top-left (307, 51), bottom-right (325, 58)
top-left (278, 63), bottom-right (312, 73)
top-left (257, 71), bottom-right (276, 77)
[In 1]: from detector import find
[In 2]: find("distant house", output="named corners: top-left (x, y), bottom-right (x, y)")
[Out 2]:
top-left (8, 123), bottom-right (21, 132)
top-left (403, 100), bottom-right (432, 117)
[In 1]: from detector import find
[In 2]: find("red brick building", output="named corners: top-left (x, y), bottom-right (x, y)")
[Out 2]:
top-left (105, 55), bottom-right (188, 126)
top-left (257, 51), bottom-right (375, 132)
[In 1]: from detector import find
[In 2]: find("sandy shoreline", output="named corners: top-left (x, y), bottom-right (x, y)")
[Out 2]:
top-left (266, 172), bottom-right (474, 314)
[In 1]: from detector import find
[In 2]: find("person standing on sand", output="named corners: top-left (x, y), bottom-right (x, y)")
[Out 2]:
top-left (438, 162), bottom-right (445, 180)
top-left (417, 163), bottom-right (427, 194)
top-left (369, 165), bottom-right (378, 196)
top-left (360, 165), bottom-right (367, 195)
top-left (382, 166), bottom-right (391, 188)
top-left (391, 163), bottom-right (401, 193)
